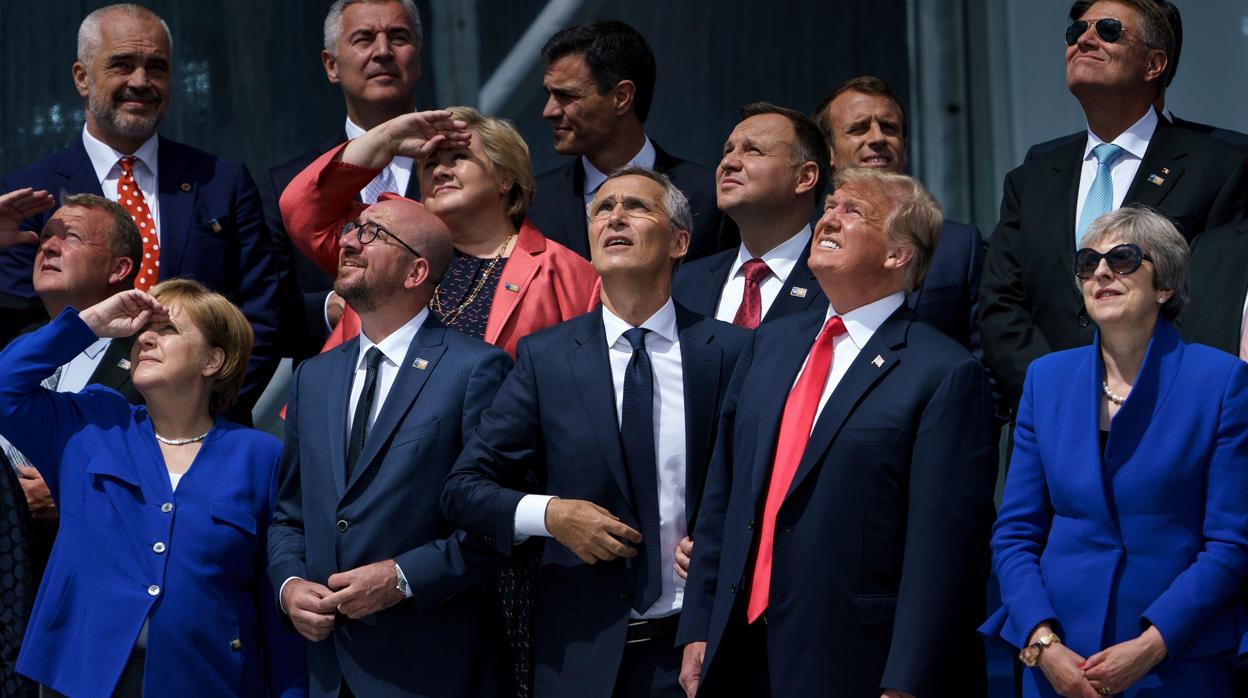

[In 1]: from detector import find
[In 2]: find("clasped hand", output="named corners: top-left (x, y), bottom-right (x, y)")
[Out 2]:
top-left (544, 498), bottom-right (640, 564)
top-left (281, 560), bottom-right (405, 642)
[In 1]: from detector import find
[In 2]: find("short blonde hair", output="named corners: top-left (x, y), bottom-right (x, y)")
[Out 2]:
top-left (149, 279), bottom-right (253, 413)
top-left (445, 106), bottom-right (535, 225)
top-left (833, 167), bottom-right (944, 291)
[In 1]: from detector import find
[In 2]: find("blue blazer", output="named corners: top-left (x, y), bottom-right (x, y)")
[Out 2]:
top-left (0, 137), bottom-right (281, 416)
top-left (442, 305), bottom-right (751, 698)
top-left (677, 305), bottom-right (998, 697)
top-left (982, 319), bottom-right (1248, 694)
top-left (0, 311), bottom-right (305, 698)
top-left (268, 316), bottom-right (513, 698)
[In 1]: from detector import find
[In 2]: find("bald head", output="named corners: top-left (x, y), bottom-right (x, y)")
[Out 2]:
top-left (371, 197), bottom-right (453, 284)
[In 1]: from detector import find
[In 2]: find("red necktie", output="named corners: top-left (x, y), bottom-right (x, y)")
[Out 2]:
top-left (747, 314), bottom-right (847, 622)
top-left (117, 156), bottom-right (159, 291)
top-left (732, 258), bottom-right (771, 329)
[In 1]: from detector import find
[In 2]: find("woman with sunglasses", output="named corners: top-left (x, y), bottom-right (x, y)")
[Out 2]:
top-left (981, 206), bottom-right (1248, 697)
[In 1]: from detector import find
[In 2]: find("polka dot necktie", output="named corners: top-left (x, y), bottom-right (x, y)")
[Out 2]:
top-left (117, 156), bottom-right (159, 291)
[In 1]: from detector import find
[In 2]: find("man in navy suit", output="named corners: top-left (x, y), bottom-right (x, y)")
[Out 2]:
top-left (442, 167), bottom-right (751, 698)
top-left (814, 76), bottom-right (986, 356)
top-left (527, 21), bottom-right (735, 262)
top-left (0, 4), bottom-right (280, 419)
top-left (263, 0), bottom-right (424, 361)
top-left (677, 168), bottom-right (997, 697)
top-left (268, 186), bottom-right (512, 697)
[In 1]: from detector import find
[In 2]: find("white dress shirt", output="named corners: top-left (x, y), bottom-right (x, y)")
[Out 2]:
top-left (345, 117), bottom-right (414, 200)
top-left (713, 226), bottom-right (812, 323)
top-left (82, 127), bottom-right (161, 244)
top-left (582, 136), bottom-right (657, 207)
top-left (55, 336), bottom-right (113, 393)
top-left (514, 300), bottom-right (688, 618)
top-left (1074, 108), bottom-right (1158, 234)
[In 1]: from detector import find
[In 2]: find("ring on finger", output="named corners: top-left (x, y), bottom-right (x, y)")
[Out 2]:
top-left (1100, 688), bottom-right (1111, 695)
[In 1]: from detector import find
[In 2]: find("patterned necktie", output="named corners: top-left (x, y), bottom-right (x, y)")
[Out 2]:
top-left (346, 347), bottom-right (384, 480)
top-left (621, 327), bottom-right (661, 613)
top-left (748, 315), bottom-right (847, 622)
top-left (1075, 143), bottom-right (1126, 248)
top-left (362, 166), bottom-right (398, 205)
top-left (117, 156), bottom-right (160, 291)
top-left (733, 258), bottom-right (772, 329)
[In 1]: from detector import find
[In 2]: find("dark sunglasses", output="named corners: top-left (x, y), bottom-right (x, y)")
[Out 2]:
top-left (1065, 17), bottom-right (1125, 45)
top-left (340, 220), bottom-right (422, 258)
top-left (1073, 243), bottom-right (1152, 279)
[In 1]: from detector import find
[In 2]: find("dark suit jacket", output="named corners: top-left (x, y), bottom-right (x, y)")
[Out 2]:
top-left (527, 140), bottom-right (738, 261)
top-left (262, 130), bottom-right (422, 362)
top-left (268, 314), bottom-right (512, 698)
top-left (441, 305), bottom-right (751, 698)
top-left (677, 305), bottom-right (998, 697)
top-left (0, 137), bottom-right (281, 418)
top-left (672, 219), bottom-right (986, 358)
top-left (980, 122), bottom-right (1248, 408)
top-left (1025, 115), bottom-right (1248, 162)
top-left (1179, 220), bottom-right (1248, 354)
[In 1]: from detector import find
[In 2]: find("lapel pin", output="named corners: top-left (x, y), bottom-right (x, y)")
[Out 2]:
top-left (209, 218), bottom-right (222, 234)
top-left (412, 358), bottom-right (428, 370)
top-left (1147, 174), bottom-right (1165, 186)
top-left (1161, 167), bottom-right (1171, 175)
top-left (179, 182), bottom-right (192, 192)
top-left (789, 286), bottom-right (808, 298)
top-left (117, 357), bottom-right (131, 370)
top-left (871, 355), bottom-right (885, 368)
top-left (503, 282), bottom-right (520, 292)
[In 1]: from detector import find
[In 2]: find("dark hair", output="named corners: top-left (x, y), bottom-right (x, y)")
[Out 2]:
top-left (1158, 1), bottom-right (1181, 88)
top-left (1068, 0), bottom-right (1174, 93)
top-left (738, 101), bottom-right (831, 203)
top-left (812, 75), bottom-right (909, 143)
top-left (541, 20), bottom-right (657, 123)
top-left (60, 192), bottom-right (142, 287)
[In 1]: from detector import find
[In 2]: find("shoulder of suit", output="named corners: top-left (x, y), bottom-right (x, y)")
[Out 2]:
top-left (442, 327), bottom-right (511, 361)
top-left (211, 419), bottom-right (283, 454)
top-left (903, 318), bottom-right (979, 366)
top-left (4, 143), bottom-right (82, 184)
top-left (535, 159), bottom-right (578, 183)
top-left (1012, 132), bottom-right (1085, 176)
top-left (676, 247), bottom-right (734, 278)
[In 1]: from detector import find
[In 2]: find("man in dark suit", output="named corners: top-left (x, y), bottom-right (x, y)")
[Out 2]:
top-left (1179, 219), bottom-right (1248, 355)
top-left (263, 0), bottom-right (424, 361)
top-left (442, 167), bottom-right (751, 698)
top-left (527, 21), bottom-right (735, 262)
top-left (0, 190), bottom-right (144, 697)
top-left (677, 167), bottom-right (997, 697)
top-left (671, 103), bottom-right (829, 329)
top-left (980, 0), bottom-right (1248, 409)
top-left (0, 4), bottom-right (280, 419)
top-left (268, 189), bottom-right (512, 697)
top-left (814, 76), bottom-right (986, 356)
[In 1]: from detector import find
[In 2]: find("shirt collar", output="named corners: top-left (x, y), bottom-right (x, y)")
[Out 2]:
top-left (582, 136), bottom-right (657, 198)
top-left (82, 336), bottom-right (111, 360)
top-left (727, 225), bottom-right (812, 283)
top-left (1083, 107), bottom-right (1157, 162)
top-left (826, 292), bottom-right (905, 350)
top-left (82, 126), bottom-right (159, 184)
top-left (356, 308), bottom-right (429, 370)
top-left (601, 296), bottom-right (678, 348)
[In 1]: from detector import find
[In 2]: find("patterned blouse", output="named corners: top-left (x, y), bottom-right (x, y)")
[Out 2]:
top-left (430, 250), bottom-right (509, 339)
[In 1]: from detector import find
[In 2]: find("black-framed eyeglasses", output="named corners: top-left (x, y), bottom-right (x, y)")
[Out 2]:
top-left (1073, 243), bottom-right (1153, 279)
top-left (340, 220), bottom-right (422, 258)
top-left (1065, 17), bottom-right (1141, 46)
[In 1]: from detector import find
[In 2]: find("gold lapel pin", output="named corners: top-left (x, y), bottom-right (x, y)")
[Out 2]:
top-left (789, 287), bottom-right (808, 298)
top-left (1161, 167), bottom-right (1171, 175)
top-left (412, 358), bottom-right (428, 370)
top-left (180, 183), bottom-right (192, 192)
top-left (872, 355), bottom-right (885, 368)
top-left (117, 358), bottom-right (131, 370)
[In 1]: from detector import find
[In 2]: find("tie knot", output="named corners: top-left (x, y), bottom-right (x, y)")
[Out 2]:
top-left (623, 327), bottom-right (649, 352)
top-left (819, 315), bottom-right (847, 341)
top-left (1091, 143), bottom-right (1125, 166)
top-left (741, 258), bottom-right (771, 283)
top-left (364, 346), bottom-right (384, 369)
top-left (118, 155), bottom-right (136, 172)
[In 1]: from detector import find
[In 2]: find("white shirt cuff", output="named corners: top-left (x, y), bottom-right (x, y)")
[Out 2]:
top-left (513, 494), bottom-right (556, 543)
top-left (278, 576), bottom-right (301, 614)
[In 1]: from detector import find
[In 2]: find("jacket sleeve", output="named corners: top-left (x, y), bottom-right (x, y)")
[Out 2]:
top-left (254, 440), bottom-right (309, 697)
top-left (267, 360), bottom-right (310, 599)
top-left (228, 162), bottom-right (281, 418)
top-left (278, 145), bottom-right (375, 277)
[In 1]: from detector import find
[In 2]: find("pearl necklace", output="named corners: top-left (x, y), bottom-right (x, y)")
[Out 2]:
top-left (154, 427), bottom-right (212, 446)
top-left (1101, 381), bottom-right (1128, 406)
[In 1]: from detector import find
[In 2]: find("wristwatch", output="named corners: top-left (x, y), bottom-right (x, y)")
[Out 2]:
top-left (394, 563), bottom-right (410, 596)
top-left (1019, 632), bottom-right (1061, 667)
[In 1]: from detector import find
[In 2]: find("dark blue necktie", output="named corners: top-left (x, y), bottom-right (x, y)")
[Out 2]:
top-left (346, 347), bottom-right (383, 480)
top-left (621, 327), bottom-right (661, 613)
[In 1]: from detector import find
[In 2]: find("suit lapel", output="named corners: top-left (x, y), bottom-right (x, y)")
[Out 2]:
top-left (87, 337), bottom-right (137, 395)
top-left (562, 162), bottom-right (590, 258)
top-left (697, 253), bottom-right (735, 316)
top-left (567, 311), bottom-right (635, 514)
top-left (485, 224), bottom-right (541, 346)
top-left (156, 138), bottom-right (197, 280)
top-left (57, 140), bottom-right (106, 198)
top-left (1042, 140), bottom-right (1086, 303)
top-left (763, 252), bottom-right (825, 322)
top-left (1103, 320), bottom-right (1183, 474)
top-left (1064, 341), bottom-right (1118, 534)
top-left (328, 340), bottom-right (357, 497)
top-left (1123, 126), bottom-right (1184, 215)
top-left (676, 307), bottom-right (723, 528)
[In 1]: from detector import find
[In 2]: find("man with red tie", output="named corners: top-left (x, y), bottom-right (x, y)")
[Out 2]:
top-left (676, 167), bottom-right (998, 697)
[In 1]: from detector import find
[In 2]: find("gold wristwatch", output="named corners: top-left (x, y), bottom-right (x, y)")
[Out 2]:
top-left (1019, 632), bottom-right (1060, 667)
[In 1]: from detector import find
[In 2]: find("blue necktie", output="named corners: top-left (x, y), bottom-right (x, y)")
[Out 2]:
top-left (621, 327), bottom-right (661, 613)
top-left (1075, 143), bottom-right (1126, 247)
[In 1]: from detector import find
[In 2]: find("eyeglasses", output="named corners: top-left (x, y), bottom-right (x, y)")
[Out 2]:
top-left (586, 196), bottom-right (669, 222)
top-left (1073, 243), bottom-right (1153, 279)
top-left (340, 220), bottom-right (422, 258)
top-left (1065, 17), bottom-right (1149, 46)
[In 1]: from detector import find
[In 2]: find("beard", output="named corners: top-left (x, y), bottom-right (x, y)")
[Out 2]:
top-left (335, 271), bottom-right (378, 314)
top-left (87, 83), bottom-right (165, 141)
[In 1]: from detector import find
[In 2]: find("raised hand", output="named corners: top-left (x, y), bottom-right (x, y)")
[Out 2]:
top-left (0, 188), bottom-right (55, 249)
top-left (79, 290), bottom-right (169, 338)
top-left (342, 110), bottom-right (472, 169)
top-left (544, 498), bottom-right (641, 564)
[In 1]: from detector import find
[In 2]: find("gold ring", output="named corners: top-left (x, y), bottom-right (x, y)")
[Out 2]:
top-left (1100, 688), bottom-right (1110, 695)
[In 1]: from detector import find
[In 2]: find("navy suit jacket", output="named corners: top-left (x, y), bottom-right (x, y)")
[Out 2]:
top-left (441, 305), bottom-right (751, 698)
top-left (527, 141), bottom-right (738, 261)
top-left (1179, 220), bottom-right (1248, 355)
top-left (983, 320), bottom-right (1248, 695)
top-left (0, 137), bottom-right (281, 417)
top-left (268, 315), bottom-right (512, 698)
top-left (677, 305), bottom-right (998, 697)
top-left (672, 219), bottom-right (986, 358)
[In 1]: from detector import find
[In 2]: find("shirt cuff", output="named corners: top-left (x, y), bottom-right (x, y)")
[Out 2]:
top-left (513, 494), bottom-right (556, 543)
top-left (278, 576), bottom-right (301, 614)
top-left (322, 292), bottom-right (336, 332)
top-left (395, 562), bottom-right (413, 598)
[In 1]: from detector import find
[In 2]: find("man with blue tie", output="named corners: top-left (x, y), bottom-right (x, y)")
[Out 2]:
top-left (677, 168), bottom-right (997, 697)
top-left (268, 118), bottom-right (513, 696)
top-left (442, 167), bottom-right (750, 698)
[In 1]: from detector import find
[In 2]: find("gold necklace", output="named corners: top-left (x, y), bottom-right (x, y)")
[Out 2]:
top-left (431, 233), bottom-right (513, 327)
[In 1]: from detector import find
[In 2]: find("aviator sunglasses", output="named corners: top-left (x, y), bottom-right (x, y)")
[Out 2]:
top-left (1073, 243), bottom-right (1152, 280)
top-left (1065, 17), bottom-right (1127, 45)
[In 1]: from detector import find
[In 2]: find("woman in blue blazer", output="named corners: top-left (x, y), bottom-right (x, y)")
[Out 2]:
top-left (982, 207), bottom-right (1248, 697)
top-left (0, 280), bottom-right (305, 698)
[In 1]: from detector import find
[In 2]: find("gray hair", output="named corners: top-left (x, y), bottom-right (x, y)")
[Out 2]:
top-left (324, 0), bottom-right (423, 56)
top-left (1080, 205), bottom-right (1189, 320)
top-left (78, 4), bottom-right (173, 65)
top-left (599, 166), bottom-right (694, 235)
top-left (833, 167), bottom-right (944, 292)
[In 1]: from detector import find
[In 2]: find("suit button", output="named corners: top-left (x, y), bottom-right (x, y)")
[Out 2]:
top-left (160, 502), bottom-right (173, 513)
top-left (772, 591), bottom-right (788, 600)
top-left (152, 542), bottom-right (166, 554)
top-left (729, 583), bottom-right (738, 594)
top-left (620, 590), bottom-right (631, 600)
top-left (1078, 313), bottom-right (1090, 328)
top-left (230, 639), bottom-right (242, 651)
top-left (336, 520), bottom-right (349, 533)
top-left (780, 527), bottom-right (793, 534)
top-left (147, 585), bottom-right (161, 596)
